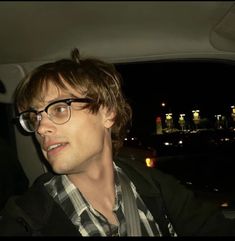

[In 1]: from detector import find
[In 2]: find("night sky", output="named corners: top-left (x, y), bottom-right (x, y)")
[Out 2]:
top-left (115, 60), bottom-right (235, 137)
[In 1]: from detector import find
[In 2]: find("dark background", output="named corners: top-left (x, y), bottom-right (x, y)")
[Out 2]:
top-left (116, 59), bottom-right (235, 138)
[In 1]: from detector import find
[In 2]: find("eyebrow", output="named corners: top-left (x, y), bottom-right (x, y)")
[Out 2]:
top-left (30, 94), bottom-right (81, 110)
top-left (48, 93), bottom-right (82, 103)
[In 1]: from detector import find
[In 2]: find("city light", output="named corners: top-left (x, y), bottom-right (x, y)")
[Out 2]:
top-left (156, 116), bottom-right (163, 135)
top-left (155, 104), bottom-right (235, 134)
top-left (178, 113), bottom-right (186, 131)
top-left (231, 105), bottom-right (235, 123)
top-left (165, 113), bottom-right (173, 132)
top-left (145, 157), bottom-right (156, 168)
top-left (215, 114), bottom-right (222, 129)
top-left (192, 109), bottom-right (200, 130)
top-left (192, 110), bottom-right (200, 117)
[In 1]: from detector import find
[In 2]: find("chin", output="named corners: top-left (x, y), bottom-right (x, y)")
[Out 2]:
top-left (50, 161), bottom-right (70, 174)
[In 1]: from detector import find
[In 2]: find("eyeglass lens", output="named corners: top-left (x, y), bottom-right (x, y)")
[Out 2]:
top-left (20, 102), bottom-right (71, 132)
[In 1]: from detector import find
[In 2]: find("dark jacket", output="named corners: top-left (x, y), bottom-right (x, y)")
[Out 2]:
top-left (0, 156), bottom-right (234, 236)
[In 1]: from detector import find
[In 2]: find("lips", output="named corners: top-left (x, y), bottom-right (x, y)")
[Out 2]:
top-left (47, 143), bottom-right (65, 151)
top-left (47, 143), bottom-right (68, 160)
top-left (43, 141), bottom-right (68, 154)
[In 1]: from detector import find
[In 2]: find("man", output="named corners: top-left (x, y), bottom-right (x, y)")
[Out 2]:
top-left (0, 49), bottom-right (234, 236)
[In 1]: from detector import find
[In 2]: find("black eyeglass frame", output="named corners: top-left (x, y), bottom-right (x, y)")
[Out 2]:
top-left (16, 97), bottom-right (95, 133)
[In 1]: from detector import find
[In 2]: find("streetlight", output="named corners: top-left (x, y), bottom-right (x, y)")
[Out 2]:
top-left (161, 102), bottom-right (166, 107)
top-left (192, 109), bottom-right (200, 130)
top-left (165, 113), bottom-right (173, 132)
top-left (215, 114), bottom-right (222, 129)
top-left (178, 113), bottom-right (186, 131)
top-left (231, 105), bottom-right (235, 121)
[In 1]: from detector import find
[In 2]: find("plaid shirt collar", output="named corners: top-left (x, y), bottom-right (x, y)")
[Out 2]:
top-left (44, 162), bottom-right (123, 225)
top-left (44, 163), bottom-right (173, 236)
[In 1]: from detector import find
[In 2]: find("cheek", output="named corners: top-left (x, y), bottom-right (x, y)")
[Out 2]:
top-left (69, 113), bottom-right (105, 144)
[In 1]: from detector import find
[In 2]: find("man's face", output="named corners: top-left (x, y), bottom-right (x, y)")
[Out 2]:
top-left (33, 82), bottom-right (114, 174)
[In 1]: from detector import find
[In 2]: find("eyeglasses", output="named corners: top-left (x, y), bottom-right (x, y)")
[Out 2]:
top-left (17, 97), bottom-right (95, 133)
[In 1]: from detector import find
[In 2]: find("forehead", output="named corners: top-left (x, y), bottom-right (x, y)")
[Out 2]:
top-left (31, 81), bottom-right (81, 109)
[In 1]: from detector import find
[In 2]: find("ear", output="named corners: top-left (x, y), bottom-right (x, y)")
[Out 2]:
top-left (101, 106), bottom-right (116, 128)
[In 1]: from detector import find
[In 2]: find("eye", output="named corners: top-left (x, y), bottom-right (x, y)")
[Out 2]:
top-left (55, 105), bottom-right (67, 113)
top-left (29, 112), bottom-right (38, 123)
top-left (50, 103), bottom-right (68, 116)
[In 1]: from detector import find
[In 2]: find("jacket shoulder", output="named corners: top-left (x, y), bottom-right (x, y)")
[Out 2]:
top-left (0, 172), bottom-right (79, 236)
top-left (115, 156), bottom-right (180, 195)
top-left (0, 172), bottom-right (55, 235)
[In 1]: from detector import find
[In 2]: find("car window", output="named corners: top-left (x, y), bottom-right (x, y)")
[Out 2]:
top-left (116, 59), bottom-right (235, 210)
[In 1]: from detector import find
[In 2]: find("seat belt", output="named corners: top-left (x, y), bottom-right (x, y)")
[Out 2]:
top-left (119, 171), bottom-right (142, 236)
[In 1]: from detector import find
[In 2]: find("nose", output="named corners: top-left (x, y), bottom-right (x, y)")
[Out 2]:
top-left (36, 112), bottom-right (56, 136)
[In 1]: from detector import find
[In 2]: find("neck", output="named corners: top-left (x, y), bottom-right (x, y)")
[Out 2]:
top-left (67, 152), bottom-right (116, 221)
top-left (68, 141), bottom-right (114, 182)
top-left (66, 131), bottom-right (117, 219)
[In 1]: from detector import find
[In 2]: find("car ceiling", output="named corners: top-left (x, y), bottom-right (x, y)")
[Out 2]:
top-left (0, 1), bottom-right (235, 65)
